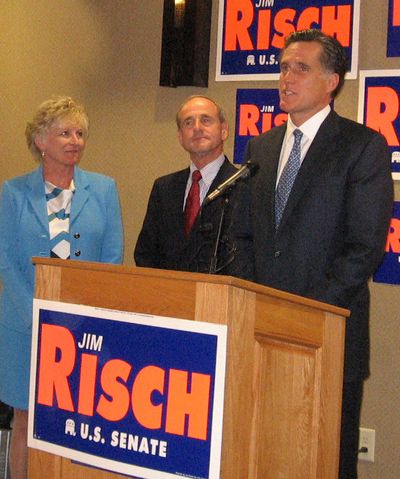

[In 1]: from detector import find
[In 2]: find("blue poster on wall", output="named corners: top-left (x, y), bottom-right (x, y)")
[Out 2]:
top-left (28, 300), bottom-right (227, 479)
top-left (216, 0), bottom-right (360, 81)
top-left (358, 71), bottom-right (400, 180)
top-left (234, 89), bottom-right (287, 164)
top-left (387, 0), bottom-right (400, 57)
top-left (373, 202), bottom-right (400, 284)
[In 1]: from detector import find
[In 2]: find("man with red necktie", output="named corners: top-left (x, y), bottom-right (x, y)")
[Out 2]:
top-left (135, 95), bottom-right (253, 279)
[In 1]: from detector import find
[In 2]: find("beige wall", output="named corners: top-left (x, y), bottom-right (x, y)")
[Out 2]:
top-left (1, 1), bottom-right (399, 477)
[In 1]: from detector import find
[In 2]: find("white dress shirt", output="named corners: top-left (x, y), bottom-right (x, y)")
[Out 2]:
top-left (183, 153), bottom-right (225, 209)
top-left (276, 105), bottom-right (331, 185)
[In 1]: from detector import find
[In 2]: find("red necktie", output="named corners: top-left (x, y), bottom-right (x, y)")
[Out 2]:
top-left (184, 170), bottom-right (202, 236)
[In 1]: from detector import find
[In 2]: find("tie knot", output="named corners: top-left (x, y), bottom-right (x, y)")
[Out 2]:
top-left (293, 129), bottom-right (303, 143)
top-left (192, 170), bottom-right (202, 183)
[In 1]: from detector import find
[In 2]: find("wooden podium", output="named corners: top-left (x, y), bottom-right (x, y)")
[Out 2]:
top-left (29, 258), bottom-right (348, 479)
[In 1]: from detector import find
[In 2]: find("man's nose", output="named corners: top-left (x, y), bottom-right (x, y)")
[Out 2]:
top-left (193, 118), bottom-right (202, 129)
top-left (281, 68), bottom-right (294, 81)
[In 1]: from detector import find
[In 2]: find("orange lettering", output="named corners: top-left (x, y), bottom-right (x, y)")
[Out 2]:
top-left (261, 113), bottom-right (272, 133)
top-left (224, 0), bottom-right (254, 51)
top-left (365, 86), bottom-right (400, 146)
top-left (321, 6), bottom-right (352, 46)
top-left (394, 0), bottom-right (400, 26)
top-left (386, 218), bottom-right (400, 253)
top-left (224, 5), bottom-right (352, 53)
top-left (239, 104), bottom-right (260, 135)
top-left (37, 324), bottom-right (75, 411)
top-left (272, 8), bottom-right (296, 49)
top-left (165, 369), bottom-right (211, 440)
top-left (132, 366), bottom-right (165, 430)
top-left (97, 359), bottom-right (131, 421)
top-left (256, 9), bottom-right (271, 50)
top-left (297, 7), bottom-right (320, 31)
top-left (77, 354), bottom-right (98, 416)
top-left (274, 112), bottom-right (288, 127)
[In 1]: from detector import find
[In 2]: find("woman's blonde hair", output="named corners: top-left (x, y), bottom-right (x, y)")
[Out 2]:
top-left (25, 95), bottom-right (89, 160)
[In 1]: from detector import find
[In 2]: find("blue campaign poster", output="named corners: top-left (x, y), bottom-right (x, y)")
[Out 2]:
top-left (358, 71), bottom-right (400, 179)
top-left (216, 0), bottom-right (360, 81)
top-left (234, 88), bottom-right (286, 164)
top-left (28, 301), bottom-right (227, 479)
top-left (387, 0), bottom-right (400, 57)
top-left (374, 202), bottom-right (400, 285)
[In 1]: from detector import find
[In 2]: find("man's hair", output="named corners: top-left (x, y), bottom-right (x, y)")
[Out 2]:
top-left (175, 95), bottom-right (227, 128)
top-left (281, 29), bottom-right (348, 99)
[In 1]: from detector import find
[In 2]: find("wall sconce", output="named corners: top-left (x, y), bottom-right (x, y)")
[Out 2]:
top-left (159, 0), bottom-right (212, 88)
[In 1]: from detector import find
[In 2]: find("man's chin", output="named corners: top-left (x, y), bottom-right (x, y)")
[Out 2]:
top-left (279, 99), bottom-right (292, 113)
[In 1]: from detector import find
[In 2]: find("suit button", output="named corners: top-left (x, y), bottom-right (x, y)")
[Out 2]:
top-left (74, 232), bottom-right (80, 239)
top-left (274, 250), bottom-right (281, 258)
top-left (74, 250), bottom-right (81, 257)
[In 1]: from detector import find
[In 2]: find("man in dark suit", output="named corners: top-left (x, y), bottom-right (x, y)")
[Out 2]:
top-left (245, 30), bottom-right (393, 478)
top-left (135, 95), bottom-right (253, 280)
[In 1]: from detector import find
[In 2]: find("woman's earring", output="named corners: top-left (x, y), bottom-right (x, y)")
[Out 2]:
top-left (41, 151), bottom-right (45, 159)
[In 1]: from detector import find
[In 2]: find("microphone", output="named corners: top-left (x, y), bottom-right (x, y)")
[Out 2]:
top-left (203, 160), bottom-right (259, 206)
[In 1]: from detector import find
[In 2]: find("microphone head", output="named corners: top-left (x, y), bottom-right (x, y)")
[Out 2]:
top-left (245, 160), bottom-right (260, 176)
top-left (239, 160), bottom-right (259, 180)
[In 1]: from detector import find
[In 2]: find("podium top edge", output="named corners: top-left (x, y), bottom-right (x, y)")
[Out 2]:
top-left (32, 257), bottom-right (350, 317)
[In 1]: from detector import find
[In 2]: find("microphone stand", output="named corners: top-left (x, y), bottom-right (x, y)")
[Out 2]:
top-left (209, 195), bottom-right (230, 274)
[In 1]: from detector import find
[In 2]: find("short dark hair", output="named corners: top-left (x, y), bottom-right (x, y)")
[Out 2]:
top-left (281, 29), bottom-right (348, 99)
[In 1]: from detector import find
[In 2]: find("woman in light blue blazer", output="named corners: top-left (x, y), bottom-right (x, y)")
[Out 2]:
top-left (0, 96), bottom-right (123, 478)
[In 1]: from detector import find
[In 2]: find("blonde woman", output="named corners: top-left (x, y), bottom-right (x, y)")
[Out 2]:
top-left (0, 96), bottom-right (123, 478)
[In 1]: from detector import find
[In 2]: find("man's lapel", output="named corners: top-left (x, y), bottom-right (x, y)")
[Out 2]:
top-left (278, 111), bottom-right (339, 229)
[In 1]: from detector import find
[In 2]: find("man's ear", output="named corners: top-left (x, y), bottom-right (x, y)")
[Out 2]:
top-left (221, 122), bottom-right (229, 141)
top-left (177, 129), bottom-right (183, 147)
top-left (327, 72), bottom-right (340, 96)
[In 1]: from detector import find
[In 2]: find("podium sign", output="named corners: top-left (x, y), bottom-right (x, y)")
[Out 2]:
top-left (28, 299), bottom-right (227, 479)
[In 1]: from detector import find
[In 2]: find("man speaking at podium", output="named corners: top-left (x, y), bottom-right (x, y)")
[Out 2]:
top-left (245, 30), bottom-right (393, 478)
top-left (135, 95), bottom-right (253, 280)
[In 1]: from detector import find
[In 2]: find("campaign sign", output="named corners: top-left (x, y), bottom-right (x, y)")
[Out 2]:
top-left (387, 0), bottom-right (400, 57)
top-left (216, 0), bottom-right (360, 81)
top-left (234, 88), bottom-right (287, 164)
top-left (357, 70), bottom-right (400, 180)
top-left (28, 300), bottom-right (227, 479)
top-left (373, 202), bottom-right (400, 284)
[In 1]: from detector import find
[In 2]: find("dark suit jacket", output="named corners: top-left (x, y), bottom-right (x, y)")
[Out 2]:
top-left (245, 110), bottom-right (393, 381)
top-left (134, 157), bottom-right (254, 280)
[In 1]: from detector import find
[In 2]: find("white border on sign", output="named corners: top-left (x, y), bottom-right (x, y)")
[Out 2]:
top-left (216, 0), bottom-right (360, 81)
top-left (28, 299), bottom-right (227, 479)
top-left (357, 69), bottom-right (400, 181)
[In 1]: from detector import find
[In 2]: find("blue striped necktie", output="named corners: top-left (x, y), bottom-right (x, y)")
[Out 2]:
top-left (275, 129), bottom-right (303, 228)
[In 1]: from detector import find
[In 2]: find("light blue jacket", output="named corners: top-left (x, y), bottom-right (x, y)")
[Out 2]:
top-left (0, 166), bottom-right (123, 333)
